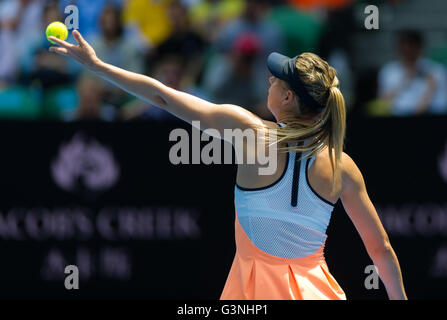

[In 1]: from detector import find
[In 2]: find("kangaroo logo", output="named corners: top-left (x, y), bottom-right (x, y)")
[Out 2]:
top-left (51, 133), bottom-right (120, 193)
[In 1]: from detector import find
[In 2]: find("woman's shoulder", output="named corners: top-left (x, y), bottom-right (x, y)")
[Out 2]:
top-left (339, 151), bottom-right (366, 192)
top-left (313, 148), bottom-right (362, 186)
top-left (340, 151), bottom-right (356, 168)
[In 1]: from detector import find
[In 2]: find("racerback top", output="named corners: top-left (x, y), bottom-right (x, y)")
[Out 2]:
top-left (234, 125), bottom-right (336, 259)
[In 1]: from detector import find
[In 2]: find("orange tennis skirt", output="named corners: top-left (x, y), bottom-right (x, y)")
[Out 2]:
top-left (220, 212), bottom-right (346, 300)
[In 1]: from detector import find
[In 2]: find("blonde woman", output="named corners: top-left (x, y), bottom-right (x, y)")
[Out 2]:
top-left (49, 30), bottom-right (407, 300)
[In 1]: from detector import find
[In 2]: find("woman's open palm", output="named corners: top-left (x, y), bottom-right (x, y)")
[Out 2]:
top-left (49, 30), bottom-right (101, 72)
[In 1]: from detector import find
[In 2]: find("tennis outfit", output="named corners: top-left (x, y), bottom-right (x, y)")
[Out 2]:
top-left (220, 129), bottom-right (346, 300)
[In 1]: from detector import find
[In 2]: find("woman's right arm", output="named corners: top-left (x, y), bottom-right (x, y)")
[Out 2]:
top-left (49, 30), bottom-right (265, 140)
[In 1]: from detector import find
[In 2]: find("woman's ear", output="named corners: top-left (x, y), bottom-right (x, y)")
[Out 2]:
top-left (282, 89), bottom-right (295, 105)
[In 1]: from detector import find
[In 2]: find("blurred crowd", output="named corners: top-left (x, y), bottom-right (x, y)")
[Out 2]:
top-left (368, 29), bottom-right (447, 117)
top-left (0, 0), bottom-right (446, 121)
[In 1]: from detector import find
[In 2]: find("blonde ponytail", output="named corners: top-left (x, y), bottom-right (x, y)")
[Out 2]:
top-left (326, 77), bottom-right (346, 192)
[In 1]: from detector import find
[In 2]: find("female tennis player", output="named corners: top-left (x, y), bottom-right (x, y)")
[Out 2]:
top-left (49, 30), bottom-right (407, 300)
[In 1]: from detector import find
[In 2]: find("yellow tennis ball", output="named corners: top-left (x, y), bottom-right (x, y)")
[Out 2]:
top-left (46, 21), bottom-right (68, 44)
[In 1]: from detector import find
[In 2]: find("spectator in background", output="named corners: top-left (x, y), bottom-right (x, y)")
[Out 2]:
top-left (89, 3), bottom-right (144, 107)
top-left (203, 0), bottom-right (284, 110)
top-left (378, 30), bottom-right (447, 116)
top-left (63, 74), bottom-right (116, 121)
top-left (211, 32), bottom-right (268, 117)
top-left (122, 0), bottom-right (173, 49)
top-left (214, 0), bottom-right (283, 56)
top-left (288, 0), bottom-right (353, 11)
top-left (188, 0), bottom-right (245, 43)
top-left (268, 1), bottom-right (323, 57)
top-left (58, 0), bottom-right (124, 41)
top-left (148, 0), bottom-right (207, 87)
top-left (19, 1), bottom-right (75, 89)
top-left (12, 1), bottom-right (79, 119)
top-left (0, 0), bottom-right (44, 85)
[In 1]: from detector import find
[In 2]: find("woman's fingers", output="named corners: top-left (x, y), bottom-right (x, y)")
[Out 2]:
top-left (49, 46), bottom-right (69, 56)
top-left (72, 29), bottom-right (88, 47)
top-left (48, 30), bottom-right (98, 69)
top-left (48, 36), bottom-right (72, 49)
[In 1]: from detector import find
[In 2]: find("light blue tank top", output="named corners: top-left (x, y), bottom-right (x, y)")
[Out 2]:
top-left (235, 133), bottom-right (336, 259)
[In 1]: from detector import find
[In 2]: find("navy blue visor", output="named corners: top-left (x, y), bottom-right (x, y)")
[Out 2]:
top-left (267, 52), bottom-right (326, 111)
